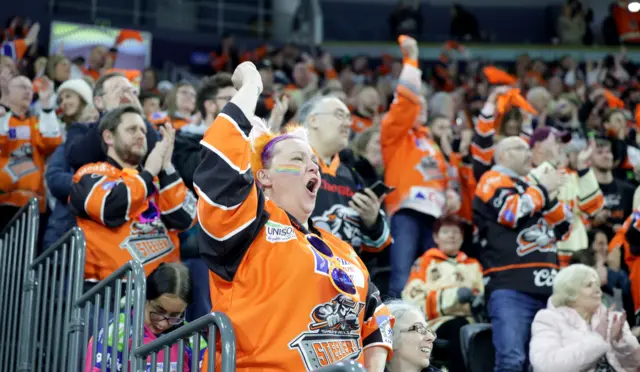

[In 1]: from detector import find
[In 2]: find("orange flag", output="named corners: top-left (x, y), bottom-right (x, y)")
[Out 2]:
top-left (604, 89), bottom-right (625, 109)
top-left (483, 66), bottom-right (518, 86)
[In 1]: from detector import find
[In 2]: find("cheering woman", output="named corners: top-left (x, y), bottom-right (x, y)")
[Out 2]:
top-left (193, 62), bottom-right (394, 371)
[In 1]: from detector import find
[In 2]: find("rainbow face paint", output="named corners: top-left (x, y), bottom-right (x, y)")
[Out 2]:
top-left (274, 164), bottom-right (303, 175)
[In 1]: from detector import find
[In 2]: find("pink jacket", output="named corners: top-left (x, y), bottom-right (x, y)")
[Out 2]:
top-left (530, 299), bottom-right (640, 372)
top-left (85, 322), bottom-right (197, 372)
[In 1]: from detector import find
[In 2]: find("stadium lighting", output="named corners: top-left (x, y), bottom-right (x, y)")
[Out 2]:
top-left (629, 1), bottom-right (640, 12)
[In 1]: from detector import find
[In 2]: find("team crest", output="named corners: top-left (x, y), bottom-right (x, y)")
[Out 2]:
top-left (120, 199), bottom-right (174, 263)
top-left (289, 295), bottom-right (365, 371)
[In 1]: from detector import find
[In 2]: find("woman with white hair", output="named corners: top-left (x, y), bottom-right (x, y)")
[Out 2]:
top-left (386, 301), bottom-right (441, 372)
top-left (530, 264), bottom-right (640, 371)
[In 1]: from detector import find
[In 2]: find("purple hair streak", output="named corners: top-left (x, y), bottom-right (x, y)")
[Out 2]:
top-left (261, 134), bottom-right (296, 166)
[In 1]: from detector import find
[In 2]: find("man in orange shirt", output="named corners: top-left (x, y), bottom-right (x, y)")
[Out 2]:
top-left (0, 75), bottom-right (59, 230)
top-left (70, 105), bottom-right (196, 287)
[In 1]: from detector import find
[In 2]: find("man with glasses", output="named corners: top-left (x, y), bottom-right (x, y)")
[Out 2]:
top-left (473, 136), bottom-right (572, 372)
top-left (64, 71), bottom-right (160, 172)
top-left (300, 95), bottom-right (393, 257)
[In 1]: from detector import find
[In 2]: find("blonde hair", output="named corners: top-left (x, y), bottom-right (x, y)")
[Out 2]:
top-left (550, 264), bottom-right (598, 308)
top-left (248, 117), bottom-right (308, 180)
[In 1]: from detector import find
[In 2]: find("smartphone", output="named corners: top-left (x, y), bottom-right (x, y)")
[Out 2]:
top-left (356, 181), bottom-right (396, 198)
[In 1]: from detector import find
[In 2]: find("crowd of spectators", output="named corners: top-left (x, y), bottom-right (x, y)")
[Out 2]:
top-left (3, 3), bottom-right (640, 371)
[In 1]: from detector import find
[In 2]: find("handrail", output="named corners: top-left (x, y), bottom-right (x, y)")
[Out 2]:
top-left (134, 312), bottom-right (236, 372)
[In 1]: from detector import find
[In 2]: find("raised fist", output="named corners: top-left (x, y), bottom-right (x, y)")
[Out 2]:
top-left (398, 35), bottom-right (419, 60)
top-left (231, 61), bottom-right (263, 94)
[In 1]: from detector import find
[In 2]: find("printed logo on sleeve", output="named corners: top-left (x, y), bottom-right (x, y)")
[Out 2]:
top-left (265, 220), bottom-right (296, 243)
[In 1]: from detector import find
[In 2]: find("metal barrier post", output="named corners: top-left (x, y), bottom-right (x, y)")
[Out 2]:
top-left (68, 260), bottom-right (146, 372)
top-left (134, 312), bottom-right (236, 372)
top-left (16, 227), bottom-right (87, 372)
top-left (0, 198), bottom-right (39, 372)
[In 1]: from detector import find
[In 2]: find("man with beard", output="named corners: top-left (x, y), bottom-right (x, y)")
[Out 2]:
top-left (64, 72), bottom-right (159, 172)
top-left (69, 105), bottom-right (196, 288)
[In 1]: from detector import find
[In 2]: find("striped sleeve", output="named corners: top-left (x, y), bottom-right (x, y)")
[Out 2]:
top-left (70, 164), bottom-right (154, 228)
top-left (576, 168), bottom-right (605, 216)
top-left (474, 171), bottom-right (548, 229)
top-left (360, 212), bottom-right (393, 253)
top-left (157, 169), bottom-right (197, 231)
top-left (361, 281), bottom-right (394, 359)
top-left (194, 102), bottom-right (268, 282)
top-left (471, 103), bottom-right (496, 180)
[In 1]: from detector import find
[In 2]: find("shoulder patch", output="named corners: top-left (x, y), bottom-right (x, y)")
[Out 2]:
top-left (265, 220), bottom-right (296, 243)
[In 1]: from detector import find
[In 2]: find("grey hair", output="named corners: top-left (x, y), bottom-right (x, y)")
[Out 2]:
top-left (297, 95), bottom-right (328, 128)
top-left (551, 264), bottom-right (599, 308)
top-left (385, 300), bottom-right (423, 350)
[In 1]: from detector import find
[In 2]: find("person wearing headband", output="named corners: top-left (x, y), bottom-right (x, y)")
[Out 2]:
top-left (193, 62), bottom-right (393, 371)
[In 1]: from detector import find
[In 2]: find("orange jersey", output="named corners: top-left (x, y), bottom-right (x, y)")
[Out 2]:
top-left (148, 111), bottom-right (192, 130)
top-left (381, 63), bottom-right (458, 217)
top-left (0, 110), bottom-right (62, 211)
top-left (70, 159), bottom-right (196, 281)
top-left (402, 248), bottom-right (483, 329)
top-left (450, 152), bottom-right (477, 224)
top-left (194, 103), bottom-right (394, 371)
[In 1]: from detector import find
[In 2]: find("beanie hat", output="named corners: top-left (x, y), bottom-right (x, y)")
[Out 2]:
top-left (57, 79), bottom-right (94, 108)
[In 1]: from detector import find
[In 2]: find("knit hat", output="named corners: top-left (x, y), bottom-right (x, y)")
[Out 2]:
top-left (57, 79), bottom-right (94, 107)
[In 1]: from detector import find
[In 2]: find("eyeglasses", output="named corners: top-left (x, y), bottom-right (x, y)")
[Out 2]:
top-left (313, 111), bottom-right (352, 122)
top-left (306, 234), bottom-right (358, 300)
top-left (149, 311), bottom-right (185, 326)
top-left (401, 324), bottom-right (436, 338)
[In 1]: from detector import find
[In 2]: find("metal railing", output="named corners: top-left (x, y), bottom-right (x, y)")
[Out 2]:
top-left (0, 198), bottom-right (40, 372)
top-left (134, 312), bottom-right (236, 372)
top-left (68, 260), bottom-right (147, 372)
top-left (16, 227), bottom-right (86, 372)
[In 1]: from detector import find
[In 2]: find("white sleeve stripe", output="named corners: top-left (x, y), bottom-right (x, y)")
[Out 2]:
top-left (136, 174), bottom-right (149, 197)
top-left (218, 112), bottom-right (249, 140)
top-left (198, 214), bottom-right (256, 242)
top-left (199, 140), bottom-right (250, 174)
top-left (193, 184), bottom-right (242, 211)
top-left (83, 176), bottom-right (106, 217)
top-left (161, 203), bottom-right (183, 215)
top-left (159, 179), bottom-right (182, 194)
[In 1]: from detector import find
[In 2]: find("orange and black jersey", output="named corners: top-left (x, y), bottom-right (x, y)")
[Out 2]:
top-left (70, 158), bottom-right (196, 281)
top-left (193, 103), bottom-right (393, 371)
top-left (473, 165), bottom-right (573, 296)
top-left (312, 154), bottom-right (392, 254)
top-left (0, 109), bottom-right (62, 212)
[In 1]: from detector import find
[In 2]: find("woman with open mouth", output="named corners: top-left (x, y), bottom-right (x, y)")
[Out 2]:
top-left (193, 61), bottom-right (394, 371)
